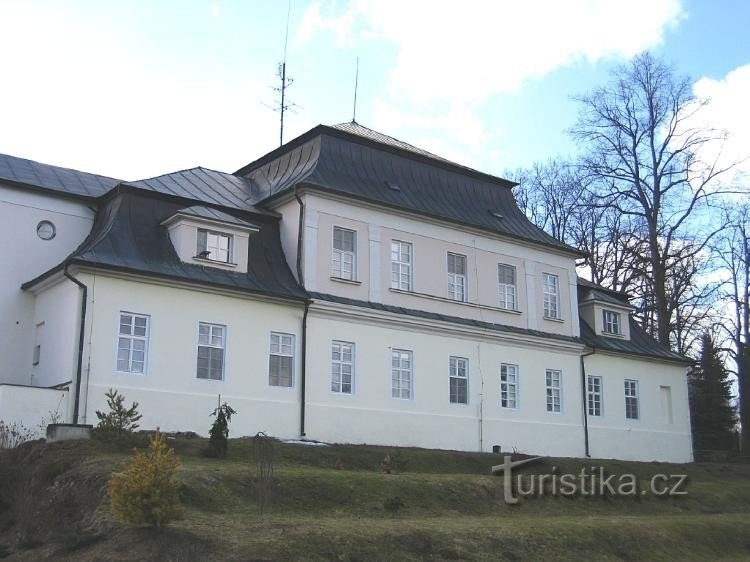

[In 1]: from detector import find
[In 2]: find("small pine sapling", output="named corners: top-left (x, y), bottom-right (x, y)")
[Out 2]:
top-left (206, 401), bottom-right (237, 458)
top-left (95, 389), bottom-right (142, 432)
top-left (108, 429), bottom-right (183, 528)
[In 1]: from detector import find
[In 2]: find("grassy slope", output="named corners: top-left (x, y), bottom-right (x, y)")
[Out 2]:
top-left (0, 435), bottom-right (749, 561)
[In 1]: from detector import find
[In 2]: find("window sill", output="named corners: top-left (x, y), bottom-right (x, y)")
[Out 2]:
top-left (193, 257), bottom-right (238, 268)
top-left (330, 276), bottom-right (362, 285)
top-left (602, 331), bottom-right (626, 339)
top-left (389, 288), bottom-right (523, 315)
top-left (543, 316), bottom-right (565, 323)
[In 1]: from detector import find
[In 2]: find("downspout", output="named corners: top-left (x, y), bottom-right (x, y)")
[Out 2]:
top-left (580, 347), bottom-right (596, 458)
top-left (294, 187), bottom-right (309, 437)
top-left (63, 264), bottom-right (87, 424)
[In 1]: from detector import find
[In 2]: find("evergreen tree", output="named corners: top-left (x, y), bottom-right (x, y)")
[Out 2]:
top-left (689, 333), bottom-right (738, 450)
top-left (108, 429), bottom-right (183, 528)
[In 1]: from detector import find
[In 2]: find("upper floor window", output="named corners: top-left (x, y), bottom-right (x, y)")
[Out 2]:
top-left (197, 322), bottom-right (225, 380)
top-left (331, 340), bottom-right (354, 394)
top-left (500, 363), bottom-right (518, 409)
top-left (269, 332), bottom-right (295, 387)
top-left (449, 356), bottom-right (468, 404)
top-left (545, 369), bottom-right (562, 413)
top-left (603, 309), bottom-right (621, 335)
top-left (624, 379), bottom-right (639, 420)
top-left (391, 240), bottom-right (413, 291)
top-left (117, 312), bottom-right (149, 374)
top-left (447, 252), bottom-right (467, 302)
top-left (391, 349), bottom-right (413, 399)
top-left (197, 229), bottom-right (232, 263)
top-left (543, 273), bottom-right (560, 319)
top-left (587, 375), bottom-right (602, 417)
top-left (498, 264), bottom-right (517, 310)
top-left (332, 226), bottom-right (356, 280)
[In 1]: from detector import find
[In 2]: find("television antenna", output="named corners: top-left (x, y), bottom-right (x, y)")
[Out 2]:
top-left (263, 0), bottom-right (298, 146)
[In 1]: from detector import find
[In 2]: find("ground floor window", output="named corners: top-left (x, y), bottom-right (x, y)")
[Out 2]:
top-left (545, 369), bottom-right (562, 413)
top-left (587, 375), bottom-right (602, 417)
top-left (500, 364), bottom-right (518, 409)
top-left (331, 341), bottom-right (354, 394)
top-left (449, 356), bottom-right (468, 404)
top-left (391, 349), bottom-right (413, 399)
top-left (197, 322), bottom-right (225, 380)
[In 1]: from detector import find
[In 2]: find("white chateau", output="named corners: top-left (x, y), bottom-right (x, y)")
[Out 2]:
top-left (0, 123), bottom-right (693, 461)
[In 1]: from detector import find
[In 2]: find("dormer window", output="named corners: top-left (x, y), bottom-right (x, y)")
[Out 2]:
top-left (603, 309), bottom-right (621, 335)
top-left (197, 228), bottom-right (232, 263)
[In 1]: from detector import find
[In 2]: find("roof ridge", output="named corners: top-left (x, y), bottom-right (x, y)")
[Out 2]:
top-left (332, 121), bottom-right (448, 162)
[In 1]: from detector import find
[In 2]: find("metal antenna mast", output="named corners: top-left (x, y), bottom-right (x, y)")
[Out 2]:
top-left (352, 57), bottom-right (359, 123)
top-left (275, 0), bottom-right (294, 146)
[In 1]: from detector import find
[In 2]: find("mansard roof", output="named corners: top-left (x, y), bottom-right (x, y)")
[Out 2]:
top-left (237, 123), bottom-right (584, 257)
top-left (23, 189), bottom-right (307, 302)
top-left (0, 152), bottom-right (119, 199)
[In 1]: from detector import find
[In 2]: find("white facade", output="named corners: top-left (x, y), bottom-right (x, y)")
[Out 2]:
top-left (0, 183), bottom-right (94, 385)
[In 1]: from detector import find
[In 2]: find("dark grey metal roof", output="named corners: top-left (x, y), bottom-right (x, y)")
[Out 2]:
top-left (128, 167), bottom-right (276, 215)
top-left (0, 152), bottom-right (120, 198)
top-left (238, 126), bottom-right (582, 256)
top-left (166, 205), bottom-right (259, 229)
top-left (309, 292), bottom-right (582, 345)
top-left (577, 277), bottom-right (634, 308)
top-left (23, 190), bottom-right (307, 301)
top-left (332, 122), bottom-right (454, 164)
top-left (579, 317), bottom-right (690, 364)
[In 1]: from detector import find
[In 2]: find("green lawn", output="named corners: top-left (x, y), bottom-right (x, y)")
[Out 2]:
top-left (0, 435), bottom-right (748, 560)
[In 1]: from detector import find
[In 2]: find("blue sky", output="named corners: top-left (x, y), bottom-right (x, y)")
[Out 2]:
top-left (0, 0), bottom-right (748, 181)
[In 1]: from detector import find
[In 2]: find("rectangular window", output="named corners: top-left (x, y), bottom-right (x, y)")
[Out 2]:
top-left (447, 252), bottom-right (467, 302)
top-left (449, 356), bottom-right (468, 404)
top-left (391, 240), bottom-right (413, 291)
top-left (587, 375), bottom-right (603, 417)
top-left (197, 229), bottom-right (232, 263)
top-left (117, 312), bottom-right (149, 374)
top-left (498, 264), bottom-right (517, 310)
top-left (543, 273), bottom-right (560, 319)
top-left (331, 341), bottom-right (354, 394)
top-left (545, 369), bottom-right (562, 413)
top-left (197, 322), bottom-right (225, 380)
top-left (625, 379), bottom-right (639, 419)
top-left (603, 309), bottom-right (621, 335)
top-left (500, 363), bottom-right (518, 409)
top-left (269, 332), bottom-right (295, 387)
top-left (391, 349), bottom-right (413, 399)
top-left (332, 226), bottom-right (356, 280)
top-left (660, 385), bottom-right (673, 424)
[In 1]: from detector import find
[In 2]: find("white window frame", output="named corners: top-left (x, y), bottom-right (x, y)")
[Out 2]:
top-left (331, 340), bottom-right (355, 394)
top-left (498, 263), bottom-right (517, 311)
top-left (602, 309), bottom-right (622, 335)
top-left (197, 228), bottom-right (233, 263)
top-left (625, 379), bottom-right (639, 420)
top-left (543, 273), bottom-right (560, 319)
top-left (447, 252), bottom-right (467, 302)
top-left (587, 375), bottom-right (603, 417)
top-left (449, 356), bottom-right (469, 405)
top-left (269, 332), bottom-right (295, 387)
top-left (500, 363), bottom-right (519, 409)
top-left (116, 312), bottom-right (150, 374)
top-left (391, 348), bottom-right (413, 400)
top-left (332, 226), bottom-right (357, 281)
top-left (545, 369), bottom-right (562, 413)
top-left (196, 322), bottom-right (226, 381)
top-left (391, 240), bottom-right (413, 291)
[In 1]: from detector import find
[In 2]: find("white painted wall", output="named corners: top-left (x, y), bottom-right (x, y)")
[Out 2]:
top-left (585, 353), bottom-right (692, 462)
top-left (304, 307), bottom-right (586, 456)
top-left (77, 272), bottom-right (305, 439)
top-left (0, 184), bottom-right (95, 385)
top-left (0, 384), bottom-right (68, 437)
top-left (273, 191), bottom-right (581, 338)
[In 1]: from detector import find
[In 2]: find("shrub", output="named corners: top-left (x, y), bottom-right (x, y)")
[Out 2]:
top-left (108, 429), bottom-right (183, 528)
top-left (205, 401), bottom-right (237, 458)
top-left (95, 389), bottom-right (142, 432)
top-left (0, 420), bottom-right (35, 449)
top-left (383, 495), bottom-right (405, 516)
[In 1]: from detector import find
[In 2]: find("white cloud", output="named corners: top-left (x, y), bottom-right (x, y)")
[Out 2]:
top-left (296, 0), bottom-right (684, 171)
top-left (691, 65), bottom-right (750, 182)
top-left (297, 0), bottom-right (684, 105)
